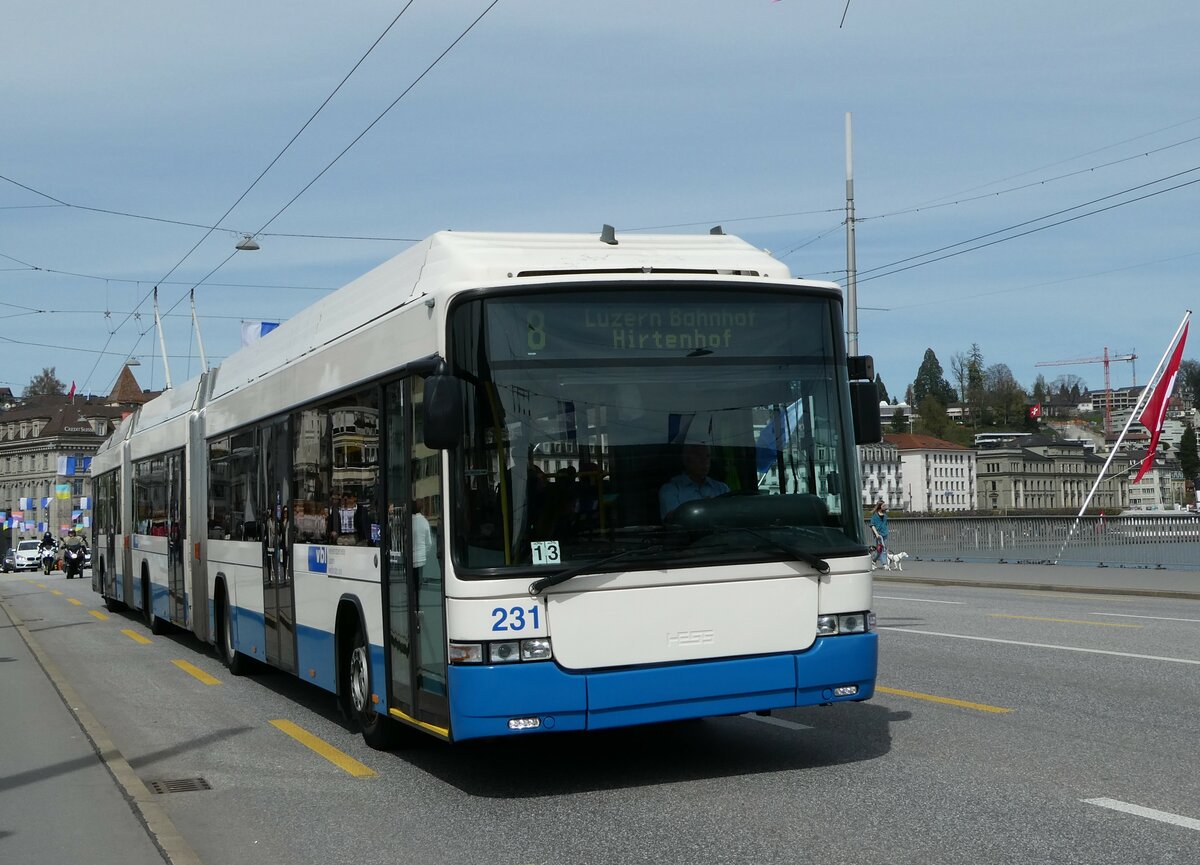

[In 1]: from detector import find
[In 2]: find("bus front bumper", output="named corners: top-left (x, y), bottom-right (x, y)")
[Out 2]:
top-left (446, 632), bottom-right (877, 742)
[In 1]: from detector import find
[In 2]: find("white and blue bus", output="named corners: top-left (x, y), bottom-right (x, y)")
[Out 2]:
top-left (92, 230), bottom-right (882, 745)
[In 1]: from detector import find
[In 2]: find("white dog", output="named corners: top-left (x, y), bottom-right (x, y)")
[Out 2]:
top-left (885, 551), bottom-right (909, 571)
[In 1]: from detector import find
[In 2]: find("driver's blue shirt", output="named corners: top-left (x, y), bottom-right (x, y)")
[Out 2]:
top-left (659, 473), bottom-right (731, 519)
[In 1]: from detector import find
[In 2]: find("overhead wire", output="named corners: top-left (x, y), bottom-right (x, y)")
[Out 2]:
top-left (79, 1), bottom-right (428, 391)
top-left (147, 0), bottom-right (503, 387)
top-left (857, 171), bottom-right (1200, 285)
top-left (246, 0), bottom-right (501, 240)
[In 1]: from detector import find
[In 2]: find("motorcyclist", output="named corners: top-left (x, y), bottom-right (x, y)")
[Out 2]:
top-left (39, 531), bottom-right (57, 574)
top-left (63, 529), bottom-right (86, 578)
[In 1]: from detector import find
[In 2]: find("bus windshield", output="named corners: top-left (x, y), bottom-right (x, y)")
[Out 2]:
top-left (447, 285), bottom-right (866, 575)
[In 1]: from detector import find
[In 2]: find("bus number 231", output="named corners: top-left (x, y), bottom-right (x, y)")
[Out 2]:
top-left (492, 605), bottom-right (541, 632)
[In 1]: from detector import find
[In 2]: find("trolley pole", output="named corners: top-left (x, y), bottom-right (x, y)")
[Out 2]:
top-left (845, 112), bottom-right (858, 356)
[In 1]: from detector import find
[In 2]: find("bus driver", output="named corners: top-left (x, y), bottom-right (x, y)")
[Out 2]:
top-left (659, 442), bottom-right (730, 519)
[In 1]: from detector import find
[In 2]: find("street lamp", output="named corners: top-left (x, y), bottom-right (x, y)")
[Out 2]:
top-left (235, 234), bottom-right (260, 251)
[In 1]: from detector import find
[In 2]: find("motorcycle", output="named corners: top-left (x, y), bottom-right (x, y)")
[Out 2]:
top-left (63, 545), bottom-right (86, 580)
top-left (41, 545), bottom-right (56, 576)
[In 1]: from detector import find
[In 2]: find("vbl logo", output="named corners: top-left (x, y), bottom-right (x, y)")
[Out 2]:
top-left (308, 546), bottom-right (328, 573)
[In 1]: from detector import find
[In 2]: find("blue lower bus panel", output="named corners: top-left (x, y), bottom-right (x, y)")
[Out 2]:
top-left (447, 633), bottom-right (877, 741)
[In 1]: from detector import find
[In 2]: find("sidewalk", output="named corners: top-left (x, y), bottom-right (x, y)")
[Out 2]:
top-left (0, 590), bottom-right (183, 865)
top-left (874, 558), bottom-right (1200, 600)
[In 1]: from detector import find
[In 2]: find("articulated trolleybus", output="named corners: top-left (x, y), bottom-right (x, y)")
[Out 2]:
top-left (91, 229), bottom-right (883, 745)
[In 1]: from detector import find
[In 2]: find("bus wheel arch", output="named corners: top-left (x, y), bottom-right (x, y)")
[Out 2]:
top-left (215, 577), bottom-right (248, 676)
top-left (100, 555), bottom-right (125, 612)
top-left (335, 598), bottom-right (401, 750)
top-left (142, 562), bottom-right (167, 635)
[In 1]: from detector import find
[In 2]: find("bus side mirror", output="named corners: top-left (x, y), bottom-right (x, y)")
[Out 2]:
top-left (850, 381), bottom-right (882, 444)
top-left (424, 374), bottom-right (463, 450)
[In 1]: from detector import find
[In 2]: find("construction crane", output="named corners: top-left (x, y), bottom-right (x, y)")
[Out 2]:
top-left (1035, 347), bottom-right (1137, 438)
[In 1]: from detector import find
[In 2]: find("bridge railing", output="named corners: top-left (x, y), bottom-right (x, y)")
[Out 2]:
top-left (882, 515), bottom-right (1200, 571)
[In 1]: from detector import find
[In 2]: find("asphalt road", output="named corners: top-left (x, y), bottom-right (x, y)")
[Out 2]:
top-left (2, 567), bottom-right (1199, 865)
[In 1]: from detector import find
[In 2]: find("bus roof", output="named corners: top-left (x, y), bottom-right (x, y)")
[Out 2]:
top-left (209, 231), bottom-right (813, 401)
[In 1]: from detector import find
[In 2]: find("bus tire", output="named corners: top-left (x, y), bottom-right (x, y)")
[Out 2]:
top-left (217, 587), bottom-right (249, 676)
top-left (100, 558), bottom-right (126, 612)
top-left (143, 570), bottom-right (168, 635)
top-left (344, 621), bottom-right (402, 750)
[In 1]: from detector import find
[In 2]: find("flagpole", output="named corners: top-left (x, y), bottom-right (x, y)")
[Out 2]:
top-left (1054, 309), bottom-right (1191, 563)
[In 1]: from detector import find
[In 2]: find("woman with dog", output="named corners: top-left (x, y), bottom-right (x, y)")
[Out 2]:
top-left (869, 500), bottom-right (889, 570)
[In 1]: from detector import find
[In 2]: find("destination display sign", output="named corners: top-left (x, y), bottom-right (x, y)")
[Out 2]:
top-left (485, 294), bottom-right (827, 362)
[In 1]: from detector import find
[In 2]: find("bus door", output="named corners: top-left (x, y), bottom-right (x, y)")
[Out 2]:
top-left (383, 379), bottom-right (448, 731)
top-left (166, 450), bottom-right (187, 625)
top-left (261, 417), bottom-right (297, 673)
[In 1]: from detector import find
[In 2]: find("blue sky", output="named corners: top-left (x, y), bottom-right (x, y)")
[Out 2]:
top-left (3, 2), bottom-right (1198, 399)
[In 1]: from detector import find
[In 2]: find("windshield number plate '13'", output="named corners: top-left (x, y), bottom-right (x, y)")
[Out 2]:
top-left (530, 540), bottom-right (560, 565)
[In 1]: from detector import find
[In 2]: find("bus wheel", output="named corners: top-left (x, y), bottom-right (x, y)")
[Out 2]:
top-left (143, 573), bottom-right (168, 635)
top-left (346, 624), bottom-right (401, 750)
top-left (100, 561), bottom-right (126, 612)
top-left (218, 590), bottom-right (248, 676)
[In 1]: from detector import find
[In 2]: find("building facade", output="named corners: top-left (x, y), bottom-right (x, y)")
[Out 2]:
top-left (1, 367), bottom-right (153, 548)
top-left (975, 436), bottom-right (1126, 512)
top-left (857, 439), bottom-right (903, 510)
top-left (885, 434), bottom-right (976, 513)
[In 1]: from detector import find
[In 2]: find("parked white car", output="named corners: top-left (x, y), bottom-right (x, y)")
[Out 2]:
top-left (13, 540), bottom-right (42, 571)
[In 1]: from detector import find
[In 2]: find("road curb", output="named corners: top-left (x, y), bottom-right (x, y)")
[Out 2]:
top-left (0, 593), bottom-right (205, 865)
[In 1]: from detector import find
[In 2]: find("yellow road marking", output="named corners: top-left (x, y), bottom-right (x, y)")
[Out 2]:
top-left (67, 597), bottom-right (83, 606)
top-left (270, 719), bottom-right (377, 777)
top-left (990, 613), bottom-right (1141, 628)
top-left (51, 589), bottom-right (63, 596)
top-left (877, 685), bottom-right (1012, 714)
top-left (172, 659), bottom-right (221, 685)
top-left (121, 628), bottom-right (152, 645)
top-left (89, 610), bottom-right (109, 621)
top-left (36, 584), bottom-right (46, 589)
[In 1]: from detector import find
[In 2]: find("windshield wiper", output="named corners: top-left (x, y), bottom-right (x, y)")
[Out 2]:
top-left (708, 524), bottom-right (831, 575)
top-left (527, 545), bottom-right (665, 596)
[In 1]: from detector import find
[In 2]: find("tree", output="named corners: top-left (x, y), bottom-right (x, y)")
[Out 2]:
top-left (917, 394), bottom-right (950, 438)
top-left (966, 344), bottom-right (985, 427)
top-left (25, 367), bottom-right (65, 397)
top-left (1180, 423), bottom-right (1199, 483)
top-left (912, 348), bottom-right (956, 407)
top-left (950, 352), bottom-right (968, 409)
top-left (874, 373), bottom-right (890, 404)
top-left (1050, 374), bottom-right (1086, 401)
top-left (890, 408), bottom-right (909, 434)
top-left (984, 363), bottom-right (1028, 426)
top-left (1031, 374), bottom-right (1048, 405)
top-left (1179, 359), bottom-right (1200, 410)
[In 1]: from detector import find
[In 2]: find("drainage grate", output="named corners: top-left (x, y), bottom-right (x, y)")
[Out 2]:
top-left (147, 777), bottom-right (212, 794)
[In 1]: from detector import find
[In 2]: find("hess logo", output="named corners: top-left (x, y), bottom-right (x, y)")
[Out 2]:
top-left (666, 629), bottom-right (714, 647)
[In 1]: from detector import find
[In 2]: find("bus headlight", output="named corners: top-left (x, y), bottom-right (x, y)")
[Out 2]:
top-left (521, 638), bottom-right (553, 661)
top-left (449, 642), bottom-right (484, 664)
top-left (449, 638), bottom-right (555, 664)
top-left (816, 612), bottom-right (873, 637)
top-left (838, 613), bottom-right (867, 634)
top-left (489, 641), bottom-right (521, 663)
